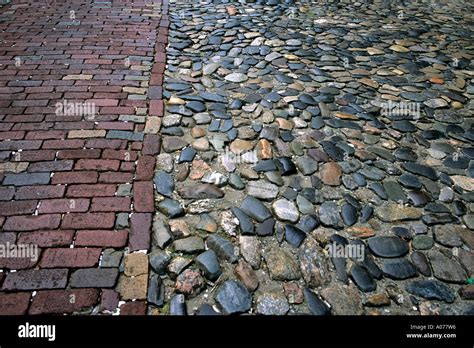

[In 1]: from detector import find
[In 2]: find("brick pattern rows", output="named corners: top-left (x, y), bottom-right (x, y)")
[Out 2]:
top-left (0, 0), bottom-right (169, 315)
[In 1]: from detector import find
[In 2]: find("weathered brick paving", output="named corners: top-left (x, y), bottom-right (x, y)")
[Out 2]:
top-left (0, 0), bottom-right (168, 315)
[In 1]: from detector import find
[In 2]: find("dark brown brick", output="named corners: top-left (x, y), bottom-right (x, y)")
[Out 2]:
top-left (0, 292), bottom-right (31, 315)
top-left (3, 214), bottom-right (61, 231)
top-left (29, 289), bottom-right (99, 314)
top-left (75, 230), bottom-right (128, 248)
top-left (0, 200), bottom-right (37, 216)
top-left (15, 185), bottom-right (66, 199)
top-left (129, 213), bottom-right (151, 251)
top-left (133, 181), bottom-right (154, 213)
top-left (17, 230), bottom-right (74, 247)
top-left (90, 197), bottom-right (131, 212)
top-left (61, 212), bottom-right (115, 230)
top-left (41, 248), bottom-right (102, 268)
top-left (135, 155), bottom-right (155, 181)
top-left (38, 198), bottom-right (90, 213)
top-left (66, 184), bottom-right (116, 197)
top-left (119, 301), bottom-right (147, 315)
top-left (75, 159), bottom-right (120, 171)
top-left (52, 171), bottom-right (99, 184)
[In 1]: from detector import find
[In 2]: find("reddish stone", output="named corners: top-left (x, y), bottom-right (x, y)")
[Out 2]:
top-left (100, 289), bottom-right (119, 312)
top-left (75, 159), bottom-right (120, 171)
top-left (102, 149), bottom-right (138, 161)
top-left (142, 134), bottom-right (161, 156)
top-left (42, 139), bottom-right (84, 149)
top-left (90, 197), bottom-right (131, 212)
top-left (98, 172), bottom-right (134, 183)
top-left (57, 149), bottom-right (101, 159)
top-left (149, 100), bottom-right (164, 116)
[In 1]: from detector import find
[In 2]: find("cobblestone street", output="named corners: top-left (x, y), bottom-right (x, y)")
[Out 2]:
top-left (0, 0), bottom-right (473, 316)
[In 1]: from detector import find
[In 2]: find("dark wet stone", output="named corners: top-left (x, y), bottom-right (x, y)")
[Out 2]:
top-left (240, 196), bottom-right (272, 222)
top-left (154, 171), bottom-right (174, 198)
top-left (311, 116), bottom-right (325, 129)
top-left (170, 294), bottom-right (187, 315)
top-left (206, 235), bottom-right (238, 263)
top-left (394, 148), bottom-right (418, 162)
top-left (398, 173), bottom-right (422, 189)
top-left (215, 280), bottom-right (252, 314)
top-left (400, 92), bottom-right (427, 102)
top-left (350, 264), bottom-right (376, 292)
top-left (392, 120), bottom-right (417, 133)
top-left (320, 141), bottom-right (345, 161)
top-left (254, 159), bottom-right (278, 172)
top-left (359, 205), bottom-right (373, 223)
top-left (149, 250), bottom-right (171, 275)
top-left (299, 93), bottom-right (317, 106)
top-left (178, 147), bottom-right (196, 163)
top-left (200, 92), bottom-right (226, 103)
top-left (257, 218), bottom-right (275, 236)
top-left (297, 215), bottom-right (319, 233)
top-left (179, 184), bottom-right (224, 199)
top-left (382, 258), bottom-right (418, 279)
top-left (453, 200), bottom-right (467, 216)
top-left (367, 236), bottom-right (409, 258)
top-left (443, 155), bottom-right (470, 170)
top-left (332, 256), bottom-right (349, 284)
top-left (276, 157), bottom-right (297, 175)
top-left (303, 288), bottom-right (330, 315)
top-left (341, 203), bottom-right (357, 226)
top-left (360, 167), bottom-right (385, 181)
top-left (229, 173), bottom-right (245, 190)
top-left (391, 226), bottom-right (412, 240)
top-left (148, 273), bottom-right (164, 306)
top-left (406, 280), bottom-right (456, 303)
top-left (407, 190), bottom-right (431, 207)
top-left (402, 162), bottom-right (438, 180)
top-left (231, 207), bottom-right (255, 235)
top-left (196, 250), bottom-right (221, 281)
top-left (410, 251), bottom-right (432, 276)
top-left (384, 181), bottom-right (408, 203)
top-left (197, 303), bottom-right (220, 316)
top-left (424, 202), bottom-right (450, 213)
top-left (412, 235), bottom-right (434, 250)
top-left (186, 101), bottom-right (206, 112)
top-left (428, 250), bottom-right (467, 283)
top-left (157, 199), bottom-right (184, 218)
top-left (368, 182), bottom-right (387, 199)
top-left (285, 225), bottom-right (306, 248)
top-left (422, 213), bottom-right (458, 225)
top-left (319, 202), bottom-right (343, 229)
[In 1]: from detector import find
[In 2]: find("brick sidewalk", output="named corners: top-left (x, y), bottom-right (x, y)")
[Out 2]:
top-left (0, 0), bottom-right (168, 314)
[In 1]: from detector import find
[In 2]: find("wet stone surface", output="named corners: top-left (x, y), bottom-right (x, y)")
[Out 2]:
top-left (148, 0), bottom-right (474, 315)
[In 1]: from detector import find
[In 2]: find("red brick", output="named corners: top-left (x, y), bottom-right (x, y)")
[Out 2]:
top-left (13, 150), bottom-right (56, 161)
top-left (120, 161), bottom-right (135, 172)
top-left (57, 149), bottom-right (101, 159)
top-left (0, 140), bottom-right (42, 151)
top-left (142, 134), bottom-right (161, 156)
top-left (152, 62), bottom-right (166, 73)
top-left (0, 131), bottom-right (25, 140)
top-left (129, 213), bottom-right (151, 251)
top-left (154, 52), bottom-right (166, 63)
top-left (38, 198), bottom-right (90, 214)
top-left (15, 185), bottom-right (66, 199)
top-left (0, 292), bottom-right (31, 315)
top-left (149, 100), bottom-right (164, 116)
top-left (29, 289), bottom-right (99, 314)
top-left (17, 230), bottom-right (75, 247)
top-left (75, 159), bottom-right (120, 171)
top-left (52, 171), bottom-right (99, 184)
top-left (85, 139), bottom-right (126, 149)
top-left (100, 289), bottom-right (119, 311)
top-left (75, 230), bottom-right (128, 248)
top-left (3, 214), bottom-right (61, 231)
top-left (86, 99), bottom-right (118, 107)
top-left (28, 160), bottom-right (74, 172)
top-left (42, 139), bottom-right (85, 149)
top-left (0, 200), bottom-right (38, 216)
top-left (90, 197), bottom-right (131, 212)
top-left (136, 155), bottom-right (155, 181)
top-left (133, 181), bottom-right (154, 213)
top-left (25, 130), bottom-right (67, 140)
top-left (0, 187), bottom-right (15, 201)
top-left (61, 212), bottom-right (115, 229)
top-left (119, 301), bottom-right (146, 315)
top-left (99, 106), bottom-right (135, 115)
top-left (0, 252), bottom-right (40, 270)
top-left (98, 172), bottom-right (133, 183)
top-left (66, 184), bottom-right (116, 197)
top-left (150, 73), bottom-right (163, 86)
top-left (102, 149), bottom-right (138, 161)
top-left (96, 122), bottom-right (134, 131)
top-left (41, 248), bottom-right (102, 268)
